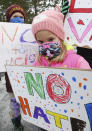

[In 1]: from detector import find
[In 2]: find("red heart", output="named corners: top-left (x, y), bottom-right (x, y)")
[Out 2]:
top-left (69, 0), bottom-right (92, 13)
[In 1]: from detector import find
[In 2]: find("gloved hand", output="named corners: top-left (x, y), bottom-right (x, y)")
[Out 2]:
top-left (11, 97), bottom-right (20, 118)
top-left (61, 0), bottom-right (69, 15)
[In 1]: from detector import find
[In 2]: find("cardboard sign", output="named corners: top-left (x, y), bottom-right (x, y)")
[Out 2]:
top-left (0, 22), bottom-right (38, 72)
top-left (6, 65), bottom-right (92, 131)
top-left (64, 0), bottom-right (92, 48)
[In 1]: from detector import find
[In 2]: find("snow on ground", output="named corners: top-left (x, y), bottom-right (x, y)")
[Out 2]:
top-left (0, 76), bottom-right (43, 131)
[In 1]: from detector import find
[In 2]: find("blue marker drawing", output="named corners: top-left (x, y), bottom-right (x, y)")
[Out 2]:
top-left (85, 103), bottom-right (92, 131)
top-left (20, 29), bottom-right (36, 44)
top-left (72, 77), bottom-right (76, 82)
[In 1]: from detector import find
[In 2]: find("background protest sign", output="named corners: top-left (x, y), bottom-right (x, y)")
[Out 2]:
top-left (7, 65), bottom-right (92, 131)
top-left (64, 0), bottom-right (92, 48)
top-left (0, 22), bottom-right (38, 72)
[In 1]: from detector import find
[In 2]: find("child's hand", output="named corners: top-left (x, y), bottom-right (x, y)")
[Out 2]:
top-left (61, 0), bottom-right (69, 15)
top-left (11, 97), bottom-right (20, 118)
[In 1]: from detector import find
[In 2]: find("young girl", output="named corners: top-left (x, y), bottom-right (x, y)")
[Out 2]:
top-left (32, 6), bottom-right (91, 69)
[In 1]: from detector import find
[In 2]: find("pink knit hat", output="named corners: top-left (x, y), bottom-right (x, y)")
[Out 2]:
top-left (32, 6), bottom-right (65, 41)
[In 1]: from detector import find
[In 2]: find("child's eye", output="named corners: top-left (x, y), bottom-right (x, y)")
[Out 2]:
top-left (20, 16), bottom-right (24, 19)
top-left (48, 38), bottom-right (54, 42)
top-left (38, 40), bottom-right (43, 44)
top-left (13, 16), bottom-right (18, 18)
top-left (13, 16), bottom-right (24, 19)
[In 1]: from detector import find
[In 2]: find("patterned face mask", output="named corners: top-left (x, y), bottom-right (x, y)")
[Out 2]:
top-left (39, 42), bottom-right (61, 60)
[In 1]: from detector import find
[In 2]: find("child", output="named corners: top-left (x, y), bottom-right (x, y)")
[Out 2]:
top-left (5, 4), bottom-right (26, 131)
top-left (31, 7), bottom-right (91, 131)
top-left (32, 6), bottom-right (91, 69)
top-left (6, 4), bottom-right (26, 23)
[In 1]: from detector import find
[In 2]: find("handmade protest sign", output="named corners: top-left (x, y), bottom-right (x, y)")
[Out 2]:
top-left (6, 65), bottom-right (92, 131)
top-left (64, 0), bottom-right (92, 48)
top-left (0, 22), bottom-right (37, 72)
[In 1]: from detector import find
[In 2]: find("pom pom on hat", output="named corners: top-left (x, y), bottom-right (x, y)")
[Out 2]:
top-left (32, 6), bottom-right (65, 41)
top-left (6, 4), bottom-right (26, 22)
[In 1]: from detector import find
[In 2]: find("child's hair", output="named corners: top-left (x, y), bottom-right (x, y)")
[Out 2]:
top-left (6, 4), bottom-right (26, 22)
top-left (32, 6), bottom-right (67, 64)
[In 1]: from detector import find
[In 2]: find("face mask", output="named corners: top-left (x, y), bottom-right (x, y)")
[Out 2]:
top-left (10, 17), bottom-right (24, 23)
top-left (39, 42), bottom-right (61, 60)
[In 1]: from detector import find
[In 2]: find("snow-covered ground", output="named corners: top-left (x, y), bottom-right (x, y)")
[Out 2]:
top-left (0, 76), bottom-right (43, 131)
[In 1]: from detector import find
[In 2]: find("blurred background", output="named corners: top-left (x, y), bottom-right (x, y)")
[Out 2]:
top-left (0, 0), bottom-right (62, 24)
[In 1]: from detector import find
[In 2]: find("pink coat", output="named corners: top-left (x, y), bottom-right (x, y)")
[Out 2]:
top-left (34, 50), bottom-right (91, 69)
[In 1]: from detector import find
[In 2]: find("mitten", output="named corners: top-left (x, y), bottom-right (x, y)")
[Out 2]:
top-left (11, 97), bottom-right (20, 118)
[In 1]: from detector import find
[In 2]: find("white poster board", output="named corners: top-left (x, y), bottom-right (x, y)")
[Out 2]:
top-left (0, 22), bottom-right (38, 72)
top-left (64, 0), bottom-right (92, 48)
top-left (6, 65), bottom-right (92, 131)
